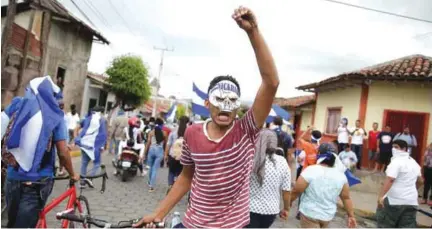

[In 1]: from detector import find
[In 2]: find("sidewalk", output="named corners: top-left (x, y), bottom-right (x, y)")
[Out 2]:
top-left (337, 189), bottom-right (431, 227)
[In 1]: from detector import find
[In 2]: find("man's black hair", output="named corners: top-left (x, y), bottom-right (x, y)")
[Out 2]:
top-left (149, 117), bottom-right (155, 122)
top-left (311, 130), bottom-right (322, 140)
top-left (273, 116), bottom-right (283, 126)
top-left (207, 75), bottom-right (241, 96)
top-left (393, 139), bottom-right (408, 151)
top-left (344, 144), bottom-right (350, 149)
top-left (70, 104), bottom-right (76, 110)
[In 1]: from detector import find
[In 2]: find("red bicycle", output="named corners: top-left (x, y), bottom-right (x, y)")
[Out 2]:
top-left (36, 165), bottom-right (107, 228)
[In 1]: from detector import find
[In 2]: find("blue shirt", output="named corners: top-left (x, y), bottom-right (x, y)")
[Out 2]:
top-left (5, 101), bottom-right (68, 181)
top-left (299, 165), bottom-right (347, 221)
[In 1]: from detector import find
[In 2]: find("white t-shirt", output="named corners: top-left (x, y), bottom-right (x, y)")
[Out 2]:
top-left (300, 165), bottom-right (347, 221)
top-left (337, 126), bottom-right (349, 144)
top-left (123, 127), bottom-right (142, 142)
top-left (117, 140), bottom-right (145, 158)
top-left (65, 112), bottom-right (81, 130)
top-left (385, 154), bottom-right (421, 206)
top-left (250, 155), bottom-right (291, 215)
top-left (350, 127), bottom-right (366, 145)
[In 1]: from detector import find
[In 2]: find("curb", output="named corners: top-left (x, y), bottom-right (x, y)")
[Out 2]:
top-left (336, 203), bottom-right (429, 228)
top-left (70, 150), bottom-right (81, 157)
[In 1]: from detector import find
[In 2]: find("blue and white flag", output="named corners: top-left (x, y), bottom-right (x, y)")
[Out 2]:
top-left (192, 83), bottom-right (210, 118)
top-left (318, 153), bottom-right (362, 187)
top-left (75, 112), bottom-right (107, 163)
top-left (266, 104), bottom-right (290, 124)
top-left (165, 103), bottom-right (177, 122)
top-left (5, 76), bottom-right (63, 172)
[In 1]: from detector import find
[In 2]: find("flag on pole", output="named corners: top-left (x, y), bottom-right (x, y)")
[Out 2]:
top-left (165, 103), bottom-right (177, 122)
top-left (192, 83), bottom-right (209, 118)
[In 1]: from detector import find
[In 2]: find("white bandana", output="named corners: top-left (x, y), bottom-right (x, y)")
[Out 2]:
top-left (208, 80), bottom-right (241, 112)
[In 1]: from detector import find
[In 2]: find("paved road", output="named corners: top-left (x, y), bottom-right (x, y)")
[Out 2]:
top-left (2, 153), bottom-right (374, 228)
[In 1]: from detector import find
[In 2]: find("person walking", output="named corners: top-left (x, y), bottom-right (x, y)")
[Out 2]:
top-left (421, 142), bottom-right (432, 205)
top-left (1, 76), bottom-right (78, 228)
top-left (109, 109), bottom-right (128, 156)
top-left (290, 143), bottom-right (357, 228)
top-left (65, 104), bottom-right (80, 144)
top-left (376, 139), bottom-right (423, 228)
top-left (164, 116), bottom-right (189, 194)
top-left (134, 6), bottom-right (279, 228)
top-left (368, 122), bottom-right (380, 170)
top-left (144, 118), bottom-right (167, 192)
top-left (248, 129), bottom-right (291, 228)
top-left (74, 106), bottom-right (108, 185)
top-left (350, 120), bottom-right (367, 170)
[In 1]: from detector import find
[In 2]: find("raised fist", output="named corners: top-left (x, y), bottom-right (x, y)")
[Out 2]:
top-left (232, 6), bottom-right (258, 32)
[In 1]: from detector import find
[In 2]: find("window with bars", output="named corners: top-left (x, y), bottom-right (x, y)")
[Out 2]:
top-left (326, 108), bottom-right (341, 134)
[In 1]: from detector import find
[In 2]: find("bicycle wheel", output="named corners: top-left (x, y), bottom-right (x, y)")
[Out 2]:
top-left (69, 195), bottom-right (91, 228)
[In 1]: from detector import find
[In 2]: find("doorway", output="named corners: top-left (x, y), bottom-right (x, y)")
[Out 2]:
top-left (383, 110), bottom-right (430, 164)
top-left (293, 112), bottom-right (302, 147)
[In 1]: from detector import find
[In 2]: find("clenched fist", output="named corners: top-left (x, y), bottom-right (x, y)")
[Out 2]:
top-left (232, 6), bottom-right (258, 32)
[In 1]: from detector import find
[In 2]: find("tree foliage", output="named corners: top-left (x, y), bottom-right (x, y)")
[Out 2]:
top-left (176, 104), bottom-right (186, 119)
top-left (106, 55), bottom-right (151, 108)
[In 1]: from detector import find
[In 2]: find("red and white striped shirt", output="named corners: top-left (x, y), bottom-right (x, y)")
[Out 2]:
top-left (180, 110), bottom-right (260, 228)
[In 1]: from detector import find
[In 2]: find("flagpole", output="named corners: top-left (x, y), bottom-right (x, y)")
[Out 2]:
top-left (152, 46), bottom-right (174, 117)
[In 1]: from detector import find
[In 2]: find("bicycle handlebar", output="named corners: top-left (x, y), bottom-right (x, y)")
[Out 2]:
top-left (56, 212), bottom-right (165, 228)
top-left (54, 165), bottom-right (108, 193)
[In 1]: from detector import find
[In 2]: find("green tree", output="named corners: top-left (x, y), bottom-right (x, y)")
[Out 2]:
top-left (106, 55), bottom-right (151, 109)
top-left (176, 104), bottom-right (186, 119)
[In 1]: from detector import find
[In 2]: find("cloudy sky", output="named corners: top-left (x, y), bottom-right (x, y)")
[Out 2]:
top-left (57, 0), bottom-right (432, 100)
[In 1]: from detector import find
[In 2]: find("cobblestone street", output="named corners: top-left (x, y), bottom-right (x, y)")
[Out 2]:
top-left (2, 153), bottom-right (373, 228)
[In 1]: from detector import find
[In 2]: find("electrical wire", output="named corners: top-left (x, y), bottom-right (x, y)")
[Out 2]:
top-left (83, 0), bottom-right (110, 29)
top-left (321, 0), bottom-right (432, 24)
top-left (69, 0), bottom-right (98, 28)
top-left (106, 0), bottom-right (138, 36)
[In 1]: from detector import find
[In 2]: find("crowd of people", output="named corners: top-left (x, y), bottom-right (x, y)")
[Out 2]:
top-left (1, 5), bottom-right (431, 229)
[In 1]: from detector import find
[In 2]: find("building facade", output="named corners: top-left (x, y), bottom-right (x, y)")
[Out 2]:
top-left (296, 54), bottom-right (432, 167)
top-left (1, 0), bottom-right (109, 112)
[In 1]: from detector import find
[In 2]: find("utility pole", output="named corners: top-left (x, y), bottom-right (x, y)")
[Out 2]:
top-left (152, 46), bottom-right (174, 117)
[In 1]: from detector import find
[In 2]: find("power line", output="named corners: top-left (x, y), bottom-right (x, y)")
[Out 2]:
top-left (82, 0), bottom-right (110, 28)
top-left (106, 0), bottom-right (138, 36)
top-left (69, 0), bottom-right (98, 28)
top-left (321, 0), bottom-right (432, 24)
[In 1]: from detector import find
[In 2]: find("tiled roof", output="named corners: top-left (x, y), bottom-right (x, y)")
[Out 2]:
top-left (87, 72), bottom-right (108, 85)
top-left (273, 95), bottom-right (315, 108)
top-left (297, 54), bottom-right (432, 90)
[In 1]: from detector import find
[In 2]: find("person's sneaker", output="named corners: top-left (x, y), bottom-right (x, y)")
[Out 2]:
top-left (57, 170), bottom-right (66, 176)
top-left (149, 187), bottom-right (155, 193)
top-left (145, 165), bottom-right (150, 170)
top-left (113, 170), bottom-right (118, 176)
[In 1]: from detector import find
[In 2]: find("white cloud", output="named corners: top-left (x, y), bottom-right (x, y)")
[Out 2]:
top-left (59, 0), bottom-right (432, 101)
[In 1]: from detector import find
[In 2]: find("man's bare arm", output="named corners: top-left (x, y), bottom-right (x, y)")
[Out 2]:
top-left (56, 140), bottom-right (75, 176)
top-left (232, 7), bottom-right (279, 128)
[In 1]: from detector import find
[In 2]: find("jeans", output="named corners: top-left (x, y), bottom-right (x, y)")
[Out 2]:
top-left (351, 144), bottom-right (363, 169)
top-left (246, 212), bottom-right (277, 228)
top-left (81, 150), bottom-right (101, 184)
top-left (147, 145), bottom-right (164, 187)
top-left (6, 178), bottom-right (54, 228)
top-left (376, 198), bottom-right (417, 228)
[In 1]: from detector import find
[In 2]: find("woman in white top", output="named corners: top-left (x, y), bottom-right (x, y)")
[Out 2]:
top-left (248, 129), bottom-right (291, 228)
top-left (290, 143), bottom-right (357, 228)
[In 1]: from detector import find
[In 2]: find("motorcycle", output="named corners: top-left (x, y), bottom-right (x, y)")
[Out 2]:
top-left (115, 148), bottom-right (140, 182)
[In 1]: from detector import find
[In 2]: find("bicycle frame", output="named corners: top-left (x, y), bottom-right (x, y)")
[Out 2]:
top-left (36, 184), bottom-right (84, 228)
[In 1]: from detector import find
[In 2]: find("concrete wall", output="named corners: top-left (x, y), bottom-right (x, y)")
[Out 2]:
top-left (365, 81), bottom-right (432, 144)
top-left (300, 109), bottom-right (313, 131)
top-left (314, 87), bottom-right (362, 134)
top-left (43, 20), bottom-right (93, 114)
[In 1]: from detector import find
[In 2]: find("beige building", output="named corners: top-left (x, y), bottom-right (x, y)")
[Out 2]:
top-left (296, 54), bottom-right (432, 167)
top-left (1, 0), bottom-right (109, 111)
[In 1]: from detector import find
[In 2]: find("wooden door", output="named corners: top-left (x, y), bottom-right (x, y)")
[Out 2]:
top-left (385, 110), bottom-right (428, 163)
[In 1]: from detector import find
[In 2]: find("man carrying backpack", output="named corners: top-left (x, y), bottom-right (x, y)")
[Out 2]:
top-left (393, 126), bottom-right (417, 154)
top-left (271, 116), bottom-right (293, 162)
top-left (164, 116), bottom-right (190, 193)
